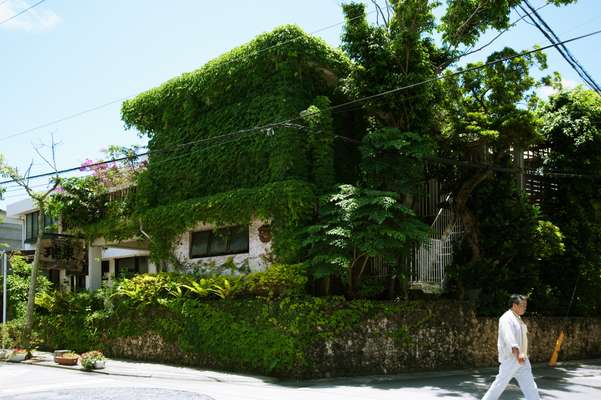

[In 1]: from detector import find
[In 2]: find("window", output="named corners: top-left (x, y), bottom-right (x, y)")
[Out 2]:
top-left (116, 257), bottom-right (138, 278)
top-left (25, 211), bottom-right (57, 243)
top-left (101, 260), bottom-right (110, 280)
top-left (115, 256), bottom-right (148, 278)
top-left (25, 212), bottom-right (38, 243)
top-left (46, 269), bottom-right (61, 289)
top-left (190, 226), bottom-right (249, 258)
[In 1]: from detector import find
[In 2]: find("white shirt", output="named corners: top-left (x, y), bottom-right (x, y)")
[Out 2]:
top-left (497, 309), bottom-right (529, 363)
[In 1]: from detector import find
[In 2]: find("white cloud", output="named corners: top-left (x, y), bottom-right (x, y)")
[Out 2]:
top-left (0, 1), bottom-right (61, 32)
top-left (537, 79), bottom-right (579, 99)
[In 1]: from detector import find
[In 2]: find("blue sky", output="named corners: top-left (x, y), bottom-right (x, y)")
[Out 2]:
top-left (1, 0), bottom-right (600, 206)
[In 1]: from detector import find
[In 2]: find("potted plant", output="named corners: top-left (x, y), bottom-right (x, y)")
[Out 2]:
top-left (80, 350), bottom-right (106, 370)
top-left (53, 349), bottom-right (72, 362)
top-left (54, 351), bottom-right (79, 366)
top-left (8, 348), bottom-right (27, 362)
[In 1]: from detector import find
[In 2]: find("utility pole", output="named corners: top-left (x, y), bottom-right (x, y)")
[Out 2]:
top-left (1, 251), bottom-right (7, 349)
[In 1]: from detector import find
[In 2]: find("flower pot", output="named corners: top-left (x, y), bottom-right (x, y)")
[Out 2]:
top-left (55, 356), bottom-right (78, 366)
top-left (9, 352), bottom-right (26, 362)
top-left (53, 350), bottom-right (72, 363)
top-left (93, 360), bottom-right (105, 369)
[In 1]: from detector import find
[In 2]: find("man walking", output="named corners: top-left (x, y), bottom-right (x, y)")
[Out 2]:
top-left (482, 294), bottom-right (541, 400)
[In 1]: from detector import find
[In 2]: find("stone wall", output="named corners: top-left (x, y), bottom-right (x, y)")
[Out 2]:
top-left (307, 306), bottom-right (601, 377)
top-left (105, 303), bottom-right (601, 378)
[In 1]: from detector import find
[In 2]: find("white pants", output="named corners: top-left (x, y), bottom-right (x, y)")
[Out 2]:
top-left (481, 358), bottom-right (541, 400)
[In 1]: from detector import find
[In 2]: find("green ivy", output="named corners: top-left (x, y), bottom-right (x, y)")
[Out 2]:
top-left (122, 25), bottom-right (351, 209)
top-left (141, 179), bottom-right (315, 263)
top-left (33, 276), bottom-right (432, 377)
top-left (54, 25), bottom-right (354, 262)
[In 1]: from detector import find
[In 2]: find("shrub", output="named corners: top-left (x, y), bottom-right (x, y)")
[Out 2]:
top-left (244, 263), bottom-right (308, 298)
top-left (80, 350), bottom-right (105, 369)
top-left (1, 254), bottom-right (51, 320)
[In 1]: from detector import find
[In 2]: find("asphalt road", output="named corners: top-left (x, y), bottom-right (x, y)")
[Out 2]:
top-left (1, 359), bottom-right (600, 399)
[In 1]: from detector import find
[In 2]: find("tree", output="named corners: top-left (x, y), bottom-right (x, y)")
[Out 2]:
top-left (441, 0), bottom-right (578, 47)
top-left (303, 184), bottom-right (429, 298)
top-left (341, 1), bottom-right (445, 134)
top-left (334, 0), bottom-right (578, 303)
top-left (0, 141), bottom-right (60, 344)
top-left (440, 47), bottom-right (547, 264)
top-left (537, 87), bottom-right (601, 315)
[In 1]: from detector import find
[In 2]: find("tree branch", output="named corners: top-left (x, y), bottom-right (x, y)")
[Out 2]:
top-left (370, 0), bottom-right (388, 26)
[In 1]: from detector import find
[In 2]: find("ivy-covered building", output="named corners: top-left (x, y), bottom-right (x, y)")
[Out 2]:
top-left (109, 25), bottom-right (357, 274)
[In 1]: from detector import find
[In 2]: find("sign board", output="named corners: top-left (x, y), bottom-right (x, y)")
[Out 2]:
top-left (39, 236), bottom-right (86, 272)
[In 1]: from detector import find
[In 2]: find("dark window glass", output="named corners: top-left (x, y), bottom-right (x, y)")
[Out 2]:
top-left (101, 260), bottom-right (110, 275)
top-left (77, 274), bottom-right (86, 291)
top-left (190, 231), bottom-right (210, 258)
top-left (116, 257), bottom-right (138, 278)
top-left (25, 212), bottom-right (38, 243)
top-left (44, 214), bottom-right (57, 232)
top-left (25, 213), bottom-right (33, 242)
top-left (189, 226), bottom-right (249, 258)
top-left (229, 226), bottom-right (249, 253)
top-left (209, 230), bottom-right (228, 255)
top-left (25, 211), bottom-right (57, 242)
top-left (47, 269), bottom-right (61, 288)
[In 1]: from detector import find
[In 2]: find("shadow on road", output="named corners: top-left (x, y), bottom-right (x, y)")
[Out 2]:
top-left (279, 361), bottom-right (601, 399)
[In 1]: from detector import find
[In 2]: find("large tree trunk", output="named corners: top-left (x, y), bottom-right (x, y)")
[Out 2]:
top-left (25, 208), bottom-right (45, 344)
top-left (454, 170), bottom-right (493, 264)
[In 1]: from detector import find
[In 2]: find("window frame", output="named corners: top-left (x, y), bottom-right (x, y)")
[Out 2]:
top-left (189, 226), bottom-right (249, 259)
top-left (25, 211), bottom-right (57, 243)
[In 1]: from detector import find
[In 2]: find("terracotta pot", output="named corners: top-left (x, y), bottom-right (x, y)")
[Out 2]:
top-left (53, 350), bottom-right (72, 362)
top-left (55, 356), bottom-right (78, 366)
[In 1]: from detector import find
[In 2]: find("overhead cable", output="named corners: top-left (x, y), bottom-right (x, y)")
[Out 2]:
top-left (0, 7), bottom-right (377, 143)
top-left (1, 27), bottom-right (601, 186)
top-left (0, 0), bottom-right (47, 25)
top-left (520, 0), bottom-right (601, 94)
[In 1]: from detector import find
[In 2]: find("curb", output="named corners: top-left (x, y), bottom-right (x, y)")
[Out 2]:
top-left (5, 352), bottom-right (277, 385)
top-left (6, 353), bottom-right (600, 386)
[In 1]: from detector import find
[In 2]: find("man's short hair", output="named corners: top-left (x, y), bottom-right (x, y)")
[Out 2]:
top-left (509, 294), bottom-right (528, 308)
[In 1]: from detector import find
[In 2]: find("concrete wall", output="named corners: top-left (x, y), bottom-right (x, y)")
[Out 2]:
top-left (5, 198), bottom-right (37, 251)
top-left (0, 210), bottom-right (22, 250)
top-left (173, 219), bottom-right (272, 273)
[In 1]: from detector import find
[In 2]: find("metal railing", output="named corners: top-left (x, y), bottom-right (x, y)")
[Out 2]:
top-left (410, 204), bottom-right (463, 289)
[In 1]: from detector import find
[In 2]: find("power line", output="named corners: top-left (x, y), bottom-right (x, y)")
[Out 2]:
top-left (268, 27), bottom-right (601, 130)
top-left (147, 22), bottom-right (601, 155)
top-left (0, 7), bottom-right (377, 143)
top-left (0, 97), bottom-right (130, 143)
top-left (523, 1), bottom-right (601, 92)
top-left (449, 1), bottom-right (551, 66)
top-left (0, 125), bottom-right (267, 185)
top-left (2, 27), bottom-right (601, 186)
top-left (520, 0), bottom-right (601, 94)
top-left (0, 0), bottom-right (47, 25)
top-left (333, 134), bottom-right (601, 180)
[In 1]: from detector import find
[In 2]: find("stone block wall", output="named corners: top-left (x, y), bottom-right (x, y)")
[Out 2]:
top-left (307, 307), bottom-right (601, 377)
top-left (105, 303), bottom-right (601, 378)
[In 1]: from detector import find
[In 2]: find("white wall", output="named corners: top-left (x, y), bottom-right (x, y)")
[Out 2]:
top-left (6, 198), bottom-right (38, 251)
top-left (173, 219), bottom-right (272, 273)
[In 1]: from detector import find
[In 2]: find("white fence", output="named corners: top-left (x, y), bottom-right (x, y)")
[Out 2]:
top-left (410, 205), bottom-right (463, 290)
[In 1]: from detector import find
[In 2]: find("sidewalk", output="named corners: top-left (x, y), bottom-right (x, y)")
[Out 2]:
top-left (19, 351), bottom-right (601, 387)
top-left (20, 351), bottom-right (275, 385)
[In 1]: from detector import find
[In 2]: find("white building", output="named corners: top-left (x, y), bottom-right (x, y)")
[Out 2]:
top-left (0, 209), bottom-right (22, 251)
top-left (6, 197), bottom-right (155, 291)
top-left (5, 197), bottom-right (273, 291)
